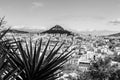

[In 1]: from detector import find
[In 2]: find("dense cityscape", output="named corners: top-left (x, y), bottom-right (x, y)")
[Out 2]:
top-left (1, 24), bottom-right (120, 80)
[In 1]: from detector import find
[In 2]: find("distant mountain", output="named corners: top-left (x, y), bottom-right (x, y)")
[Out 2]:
top-left (108, 32), bottom-right (120, 37)
top-left (41, 25), bottom-right (74, 35)
top-left (10, 26), bottom-right (119, 36)
top-left (2, 29), bottom-right (29, 34)
top-left (13, 28), bottom-right (44, 33)
top-left (79, 30), bottom-right (119, 36)
top-left (11, 26), bottom-right (45, 33)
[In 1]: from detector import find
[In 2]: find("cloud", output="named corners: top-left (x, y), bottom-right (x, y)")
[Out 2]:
top-left (109, 18), bottom-right (120, 25)
top-left (32, 2), bottom-right (44, 8)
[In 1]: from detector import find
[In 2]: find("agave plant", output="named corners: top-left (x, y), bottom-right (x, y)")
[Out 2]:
top-left (0, 28), bottom-right (18, 80)
top-left (5, 38), bottom-right (74, 80)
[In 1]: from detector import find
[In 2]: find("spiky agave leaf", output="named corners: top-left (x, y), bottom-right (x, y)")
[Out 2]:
top-left (0, 28), bottom-right (18, 51)
top-left (0, 28), bottom-right (17, 79)
top-left (7, 38), bottom-right (73, 80)
top-left (0, 28), bottom-right (23, 80)
top-left (0, 29), bottom-right (10, 68)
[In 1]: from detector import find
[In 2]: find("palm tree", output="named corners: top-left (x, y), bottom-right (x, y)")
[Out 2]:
top-left (5, 38), bottom-right (74, 80)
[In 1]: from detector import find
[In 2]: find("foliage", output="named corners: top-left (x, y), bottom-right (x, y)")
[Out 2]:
top-left (0, 16), bottom-right (6, 29)
top-left (87, 56), bottom-right (118, 80)
top-left (108, 53), bottom-right (120, 80)
top-left (4, 38), bottom-right (74, 80)
top-left (0, 17), bottom-right (15, 79)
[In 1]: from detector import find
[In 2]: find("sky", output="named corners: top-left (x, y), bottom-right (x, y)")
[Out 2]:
top-left (0, 0), bottom-right (120, 31)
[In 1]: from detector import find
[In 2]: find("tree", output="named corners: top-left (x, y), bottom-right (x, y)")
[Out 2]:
top-left (87, 56), bottom-right (117, 80)
top-left (0, 16), bottom-right (6, 29)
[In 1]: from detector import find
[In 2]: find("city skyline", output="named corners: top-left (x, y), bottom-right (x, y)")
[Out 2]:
top-left (0, 0), bottom-right (120, 31)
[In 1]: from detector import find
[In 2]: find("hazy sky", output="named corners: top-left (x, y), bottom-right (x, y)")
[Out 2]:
top-left (1, 0), bottom-right (120, 31)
